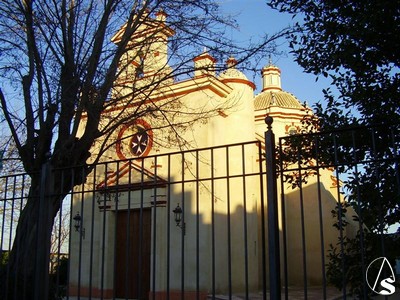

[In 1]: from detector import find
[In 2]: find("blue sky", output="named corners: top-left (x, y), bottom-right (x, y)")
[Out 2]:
top-left (219, 0), bottom-right (331, 107)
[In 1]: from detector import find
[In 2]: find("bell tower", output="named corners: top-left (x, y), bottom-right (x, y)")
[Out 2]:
top-left (112, 10), bottom-right (175, 82)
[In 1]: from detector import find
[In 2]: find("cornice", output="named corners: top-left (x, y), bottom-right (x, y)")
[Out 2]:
top-left (85, 75), bottom-right (233, 117)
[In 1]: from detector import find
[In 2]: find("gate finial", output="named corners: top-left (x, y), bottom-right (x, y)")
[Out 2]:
top-left (265, 115), bottom-right (273, 131)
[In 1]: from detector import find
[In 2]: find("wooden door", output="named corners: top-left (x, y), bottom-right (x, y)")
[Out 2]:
top-left (115, 209), bottom-right (151, 299)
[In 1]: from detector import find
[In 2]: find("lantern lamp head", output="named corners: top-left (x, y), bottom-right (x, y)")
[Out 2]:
top-left (172, 203), bottom-right (185, 235)
top-left (173, 203), bottom-right (183, 227)
top-left (73, 212), bottom-right (82, 232)
top-left (73, 212), bottom-right (85, 239)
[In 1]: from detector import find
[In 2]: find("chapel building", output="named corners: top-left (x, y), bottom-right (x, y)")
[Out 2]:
top-left (69, 11), bottom-right (357, 300)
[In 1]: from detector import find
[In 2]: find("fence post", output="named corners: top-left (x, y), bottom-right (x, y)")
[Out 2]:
top-left (265, 116), bottom-right (281, 300)
top-left (34, 158), bottom-right (52, 300)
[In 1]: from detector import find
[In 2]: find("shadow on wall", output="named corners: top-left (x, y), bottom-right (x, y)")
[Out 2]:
top-left (283, 182), bottom-right (358, 287)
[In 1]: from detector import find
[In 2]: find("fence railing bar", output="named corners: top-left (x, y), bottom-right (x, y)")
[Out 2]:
top-left (370, 129), bottom-right (387, 259)
top-left (10, 176), bottom-right (17, 300)
top-left (314, 137), bottom-right (327, 299)
top-left (139, 158), bottom-right (146, 300)
top-left (279, 122), bottom-right (400, 141)
top-left (152, 156), bottom-right (159, 300)
top-left (65, 169), bottom-right (75, 300)
top-left (195, 150), bottom-right (200, 300)
top-left (241, 143), bottom-right (249, 299)
top-left (1, 177), bottom-right (9, 298)
top-left (332, 134), bottom-right (347, 299)
top-left (79, 167), bottom-right (88, 300)
top-left (34, 164), bottom-right (43, 300)
top-left (257, 142), bottom-right (267, 300)
top-left (279, 156), bottom-right (400, 173)
top-left (211, 148), bottom-right (216, 299)
top-left (166, 153), bottom-right (172, 300)
top-left (0, 176), bottom-right (8, 252)
top-left (349, 130), bottom-right (367, 299)
top-left (180, 152), bottom-right (185, 300)
top-left (296, 144), bottom-right (308, 299)
top-left (55, 171), bottom-right (64, 299)
top-left (20, 175), bottom-right (28, 300)
top-left (226, 146), bottom-right (232, 299)
top-left (113, 161), bottom-right (121, 300)
top-left (265, 117), bottom-right (281, 300)
top-left (100, 163), bottom-right (109, 300)
top-left (127, 163), bottom-right (134, 300)
top-left (159, 171), bottom-right (264, 186)
top-left (88, 166), bottom-right (97, 300)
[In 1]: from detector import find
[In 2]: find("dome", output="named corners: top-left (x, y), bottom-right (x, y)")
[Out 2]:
top-left (254, 90), bottom-right (304, 110)
top-left (219, 56), bottom-right (249, 81)
top-left (218, 56), bottom-right (255, 90)
top-left (219, 67), bottom-right (249, 81)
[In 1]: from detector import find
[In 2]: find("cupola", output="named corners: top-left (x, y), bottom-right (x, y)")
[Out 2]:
top-left (254, 63), bottom-right (304, 111)
top-left (261, 63), bottom-right (282, 92)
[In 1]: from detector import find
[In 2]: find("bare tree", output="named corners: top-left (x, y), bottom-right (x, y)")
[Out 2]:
top-left (0, 139), bottom-right (28, 255)
top-left (49, 208), bottom-right (70, 272)
top-left (0, 0), bottom-right (285, 298)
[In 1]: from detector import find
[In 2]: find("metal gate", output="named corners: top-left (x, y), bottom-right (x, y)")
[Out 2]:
top-left (266, 120), bottom-right (400, 299)
top-left (1, 140), bottom-right (270, 300)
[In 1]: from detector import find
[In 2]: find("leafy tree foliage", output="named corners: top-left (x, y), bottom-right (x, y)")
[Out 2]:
top-left (269, 0), bottom-right (400, 126)
top-left (268, 1), bottom-right (400, 297)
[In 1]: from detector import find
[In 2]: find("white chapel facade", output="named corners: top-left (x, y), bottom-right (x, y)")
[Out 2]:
top-left (69, 11), bottom-right (356, 300)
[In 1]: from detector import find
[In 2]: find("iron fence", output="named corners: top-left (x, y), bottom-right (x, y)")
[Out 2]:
top-left (0, 123), bottom-right (399, 300)
top-left (1, 140), bottom-right (269, 300)
top-left (272, 122), bottom-right (400, 299)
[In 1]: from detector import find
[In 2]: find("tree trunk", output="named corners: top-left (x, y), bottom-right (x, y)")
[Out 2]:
top-left (1, 162), bottom-right (64, 300)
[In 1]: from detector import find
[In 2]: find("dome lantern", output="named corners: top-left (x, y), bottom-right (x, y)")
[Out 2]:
top-left (261, 63), bottom-right (282, 92)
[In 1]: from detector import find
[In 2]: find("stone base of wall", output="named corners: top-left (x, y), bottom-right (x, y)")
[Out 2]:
top-left (150, 290), bottom-right (208, 300)
top-left (68, 285), bottom-right (113, 298)
top-left (68, 286), bottom-right (208, 300)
